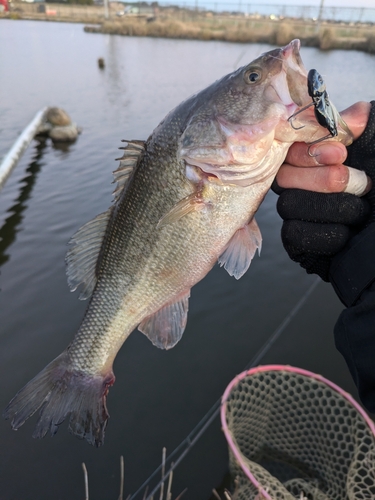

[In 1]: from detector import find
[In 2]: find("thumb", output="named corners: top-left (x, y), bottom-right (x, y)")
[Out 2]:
top-left (345, 101), bottom-right (375, 180)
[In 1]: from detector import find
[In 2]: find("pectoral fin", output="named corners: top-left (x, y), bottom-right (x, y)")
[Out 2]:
top-left (138, 292), bottom-right (190, 349)
top-left (157, 192), bottom-right (207, 228)
top-left (218, 218), bottom-right (262, 279)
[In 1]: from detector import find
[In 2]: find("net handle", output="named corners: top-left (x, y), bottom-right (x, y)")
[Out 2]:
top-left (220, 364), bottom-right (375, 497)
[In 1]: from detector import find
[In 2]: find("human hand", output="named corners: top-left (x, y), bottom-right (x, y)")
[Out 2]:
top-left (273, 101), bottom-right (374, 282)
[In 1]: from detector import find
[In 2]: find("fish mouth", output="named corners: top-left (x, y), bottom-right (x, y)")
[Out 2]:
top-left (265, 39), bottom-right (309, 111)
top-left (283, 39), bottom-right (310, 107)
top-left (281, 39), bottom-right (301, 65)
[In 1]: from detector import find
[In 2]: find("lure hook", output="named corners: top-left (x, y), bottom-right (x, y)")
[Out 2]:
top-left (287, 102), bottom-right (315, 130)
top-left (307, 133), bottom-right (333, 157)
top-left (287, 114), bottom-right (305, 130)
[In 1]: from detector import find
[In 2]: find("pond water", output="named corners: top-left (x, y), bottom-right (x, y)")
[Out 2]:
top-left (1, 20), bottom-right (375, 500)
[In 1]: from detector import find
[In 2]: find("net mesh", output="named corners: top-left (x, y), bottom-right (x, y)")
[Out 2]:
top-left (221, 365), bottom-right (375, 500)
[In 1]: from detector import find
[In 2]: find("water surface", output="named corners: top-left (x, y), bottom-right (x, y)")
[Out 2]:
top-left (1, 20), bottom-right (375, 500)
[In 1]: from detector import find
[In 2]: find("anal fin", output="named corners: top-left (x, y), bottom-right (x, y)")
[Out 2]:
top-left (138, 291), bottom-right (190, 349)
top-left (218, 218), bottom-right (262, 279)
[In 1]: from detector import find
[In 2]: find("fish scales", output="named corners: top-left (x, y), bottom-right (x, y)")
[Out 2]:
top-left (70, 140), bottom-right (190, 372)
top-left (71, 119), bottom-right (240, 372)
top-left (3, 40), bottom-right (352, 446)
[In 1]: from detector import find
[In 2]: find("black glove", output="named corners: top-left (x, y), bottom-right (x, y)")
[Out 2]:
top-left (274, 100), bottom-right (375, 284)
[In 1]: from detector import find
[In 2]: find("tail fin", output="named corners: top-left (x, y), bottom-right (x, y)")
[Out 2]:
top-left (3, 351), bottom-right (115, 447)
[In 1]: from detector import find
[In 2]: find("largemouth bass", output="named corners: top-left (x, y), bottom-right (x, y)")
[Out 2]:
top-left (4, 40), bottom-right (351, 446)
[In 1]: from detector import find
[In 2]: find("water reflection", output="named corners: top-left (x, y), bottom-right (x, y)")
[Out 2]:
top-left (103, 35), bottom-right (130, 108)
top-left (51, 139), bottom-right (75, 156)
top-left (0, 138), bottom-right (73, 266)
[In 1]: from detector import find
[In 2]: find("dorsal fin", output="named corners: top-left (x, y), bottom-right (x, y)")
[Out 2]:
top-left (66, 209), bottom-right (113, 300)
top-left (66, 140), bottom-right (145, 300)
top-left (112, 140), bottom-right (145, 202)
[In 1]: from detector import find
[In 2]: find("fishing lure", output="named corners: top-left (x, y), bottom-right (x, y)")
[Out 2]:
top-left (288, 69), bottom-right (338, 152)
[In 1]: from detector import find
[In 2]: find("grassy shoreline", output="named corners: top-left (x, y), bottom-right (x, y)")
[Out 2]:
top-left (84, 18), bottom-right (375, 52)
top-left (3, 2), bottom-right (375, 53)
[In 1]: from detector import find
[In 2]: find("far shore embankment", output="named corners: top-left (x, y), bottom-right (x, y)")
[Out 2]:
top-left (3, 2), bottom-right (375, 53)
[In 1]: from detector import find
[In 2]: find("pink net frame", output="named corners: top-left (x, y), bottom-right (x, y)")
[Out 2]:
top-left (221, 365), bottom-right (375, 500)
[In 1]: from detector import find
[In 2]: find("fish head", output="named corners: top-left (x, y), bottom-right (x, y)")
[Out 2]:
top-left (180, 40), bottom-right (316, 186)
top-left (222, 39), bottom-right (310, 124)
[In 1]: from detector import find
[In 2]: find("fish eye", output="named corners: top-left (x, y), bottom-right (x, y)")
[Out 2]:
top-left (244, 69), bottom-right (262, 84)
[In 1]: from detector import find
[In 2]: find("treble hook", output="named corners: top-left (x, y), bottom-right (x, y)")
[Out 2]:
top-left (307, 133), bottom-right (335, 157)
top-left (287, 102), bottom-right (314, 130)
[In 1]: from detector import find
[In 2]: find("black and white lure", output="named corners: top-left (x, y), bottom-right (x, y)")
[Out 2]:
top-left (288, 69), bottom-right (339, 153)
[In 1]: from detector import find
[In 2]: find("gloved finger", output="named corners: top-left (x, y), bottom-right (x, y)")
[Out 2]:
top-left (280, 247), bottom-right (332, 282)
top-left (277, 190), bottom-right (371, 225)
top-left (345, 101), bottom-right (375, 181)
top-left (276, 164), bottom-right (371, 196)
top-left (281, 220), bottom-right (352, 256)
top-left (271, 177), bottom-right (284, 195)
top-left (284, 141), bottom-right (347, 167)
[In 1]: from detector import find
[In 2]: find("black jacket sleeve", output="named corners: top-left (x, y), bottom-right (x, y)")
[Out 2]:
top-left (333, 282), bottom-right (375, 413)
top-left (329, 101), bottom-right (375, 412)
top-left (330, 224), bottom-right (375, 412)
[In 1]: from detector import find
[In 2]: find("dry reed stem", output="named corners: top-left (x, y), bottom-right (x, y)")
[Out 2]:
top-left (159, 447), bottom-right (166, 500)
top-left (142, 486), bottom-right (149, 500)
top-left (82, 463), bottom-right (89, 500)
top-left (166, 476), bottom-right (173, 500)
top-left (166, 465), bottom-right (174, 500)
top-left (174, 488), bottom-right (187, 499)
top-left (118, 455), bottom-right (124, 500)
top-left (81, 449), bottom-right (185, 500)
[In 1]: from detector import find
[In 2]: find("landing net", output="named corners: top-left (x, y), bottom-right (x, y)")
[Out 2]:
top-left (221, 365), bottom-right (375, 500)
